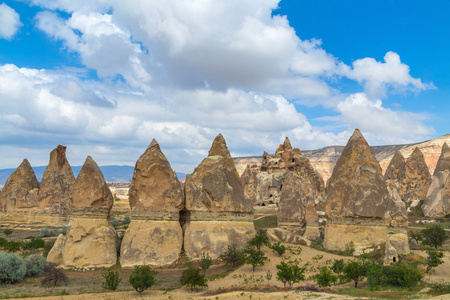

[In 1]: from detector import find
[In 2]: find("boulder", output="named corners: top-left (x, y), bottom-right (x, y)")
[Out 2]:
top-left (120, 139), bottom-right (184, 267)
top-left (0, 159), bottom-right (39, 211)
top-left (184, 134), bottom-right (255, 259)
top-left (324, 129), bottom-right (390, 252)
top-left (400, 147), bottom-right (431, 202)
top-left (38, 145), bottom-right (75, 216)
top-left (55, 156), bottom-right (118, 268)
top-left (47, 234), bottom-right (66, 265)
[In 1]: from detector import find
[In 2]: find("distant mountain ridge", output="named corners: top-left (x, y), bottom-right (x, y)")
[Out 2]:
top-left (0, 165), bottom-right (187, 187)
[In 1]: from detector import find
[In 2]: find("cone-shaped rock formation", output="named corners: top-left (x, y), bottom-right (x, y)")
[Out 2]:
top-left (0, 159), bottom-right (39, 211)
top-left (48, 156), bottom-right (118, 268)
top-left (324, 129), bottom-right (390, 253)
top-left (184, 134), bottom-right (255, 259)
top-left (38, 145), bottom-right (75, 216)
top-left (423, 143), bottom-right (450, 217)
top-left (120, 139), bottom-right (184, 267)
top-left (400, 147), bottom-right (431, 202)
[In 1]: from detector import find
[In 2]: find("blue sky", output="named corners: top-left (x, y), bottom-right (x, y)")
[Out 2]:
top-left (0, 0), bottom-right (448, 174)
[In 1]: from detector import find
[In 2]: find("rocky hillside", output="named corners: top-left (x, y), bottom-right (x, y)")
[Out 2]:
top-left (234, 134), bottom-right (450, 183)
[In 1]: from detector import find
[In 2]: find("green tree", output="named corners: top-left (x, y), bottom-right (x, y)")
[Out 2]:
top-left (102, 269), bottom-right (122, 290)
top-left (426, 250), bottom-right (445, 273)
top-left (220, 243), bottom-right (245, 268)
top-left (243, 247), bottom-right (268, 272)
top-left (3, 229), bottom-right (13, 236)
top-left (313, 266), bottom-right (338, 287)
top-left (409, 230), bottom-right (422, 244)
top-left (180, 260), bottom-right (207, 291)
top-left (200, 253), bottom-right (212, 274)
top-left (422, 224), bottom-right (448, 249)
top-left (270, 241), bottom-right (286, 257)
top-left (331, 259), bottom-right (345, 283)
top-left (129, 266), bottom-right (158, 295)
top-left (276, 259), bottom-right (306, 289)
top-left (343, 260), bottom-right (367, 288)
top-left (248, 229), bottom-right (270, 251)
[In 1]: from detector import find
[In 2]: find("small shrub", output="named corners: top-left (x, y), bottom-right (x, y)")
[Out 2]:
top-left (331, 259), bottom-right (345, 283)
top-left (111, 219), bottom-right (120, 227)
top-left (430, 282), bottom-right (450, 294)
top-left (129, 265), bottom-right (158, 295)
top-left (248, 230), bottom-right (270, 251)
top-left (22, 238), bottom-right (45, 250)
top-left (42, 241), bottom-right (55, 258)
top-left (123, 216), bottom-right (131, 224)
top-left (102, 269), bottom-right (122, 290)
top-left (200, 253), bottom-right (212, 274)
top-left (344, 241), bottom-right (355, 255)
top-left (180, 263), bottom-right (208, 291)
top-left (0, 237), bottom-right (7, 248)
top-left (59, 226), bottom-right (68, 236)
top-left (39, 227), bottom-right (56, 237)
top-left (314, 236), bottom-right (324, 245)
top-left (5, 240), bottom-right (22, 253)
top-left (41, 263), bottom-right (68, 286)
top-left (409, 230), bottom-right (422, 244)
top-left (220, 243), bottom-right (245, 268)
top-left (270, 241), bottom-right (286, 257)
top-left (24, 255), bottom-right (47, 277)
top-left (0, 253), bottom-right (26, 284)
top-left (313, 266), bottom-right (337, 287)
top-left (3, 228), bottom-right (13, 236)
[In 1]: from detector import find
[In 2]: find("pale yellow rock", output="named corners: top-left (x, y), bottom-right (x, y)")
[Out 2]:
top-left (323, 222), bottom-right (388, 255)
top-left (384, 228), bottom-right (410, 264)
top-left (422, 169), bottom-right (450, 218)
top-left (120, 220), bottom-right (182, 267)
top-left (183, 221), bottom-right (255, 259)
top-left (266, 227), bottom-right (311, 246)
top-left (303, 223), bottom-right (320, 241)
top-left (62, 218), bottom-right (118, 268)
top-left (47, 234), bottom-right (66, 265)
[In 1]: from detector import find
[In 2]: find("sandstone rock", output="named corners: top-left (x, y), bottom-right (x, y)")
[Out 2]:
top-left (384, 150), bottom-right (405, 190)
top-left (0, 159), bottom-right (39, 211)
top-left (324, 129), bottom-right (389, 252)
top-left (277, 171), bottom-right (314, 228)
top-left (384, 228), bottom-right (409, 264)
top-left (422, 170), bottom-right (450, 218)
top-left (38, 145), bottom-right (75, 216)
top-left (325, 129), bottom-right (388, 220)
top-left (266, 228), bottom-right (311, 246)
top-left (56, 156), bottom-right (118, 268)
top-left (47, 234), bottom-right (66, 265)
top-left (184, 134), bottom-right (255, 259)
top-left (433, 142), bottom-right (450, 175)
top-left (240, 164), bottom-right (260, 204)
top-left (400, 147), bottom-right (431, 202)
top-left (303, 202), bottom-right (320, 240)
top-left (121, 139), bottom-right (184, 267)
top-left (385, 187), bottom-right (408, 227)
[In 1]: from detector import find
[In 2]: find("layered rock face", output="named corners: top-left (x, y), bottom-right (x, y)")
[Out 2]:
top-left (48, 156), bottom-right (118, 268)
top-left (241, 137), bottom-right (324, 206)
top-left (38, 145), bottom-right (75, 217)
top-left (422, 143), bottom-right (450, 218)
top-left (0, 159), bottom-right (39, 212)
top-left (324, 129), bottom-right (390, 254)
top-left (384, 150), bottom-right (405, 191)
top-left (184, 134), bottom-right (255, 259)
top-left (120, 139), bottom-right (184, 267)
top-left (399, 147), bottom-right (431, 202)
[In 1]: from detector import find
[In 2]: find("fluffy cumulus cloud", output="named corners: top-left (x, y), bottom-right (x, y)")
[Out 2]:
top-left (0, 0), bottom-right (437, 172)
top-left (337, 93), bottom-right (434, 139)
top-left (0, 3), bottom-right (22, 40)
top-left (344, 51), bottom-right (435, 98)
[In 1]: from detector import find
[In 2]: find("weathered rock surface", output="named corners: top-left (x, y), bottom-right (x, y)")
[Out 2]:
top-left (38, 145), bottom-right (75, 216)
top-left (303, 202), bottom-right (320, 240)
top-left (422, 170), bottom-right (450, 218)
top-left (433, 142), bottom-right (450, 175)
top-left (324, 129), bottom-right (390, 253)
top-left (121, 139), bottom-right (184, 267)
top-left (399, 147), bottom-right (431, 202)
top-left (384, 150), bottom-right (405, 190)
top-left (47, 234), bottom-right (66, 265)
top-left (53, 156), bottom-right (118, 268)
top-left (0, 159), bottom-right (39, 211)
top-left (184, 134), bottom-right (255, 259)
top-left (241, 137), bottom-right (324, 206)
top-left (266, 228), bottom-right (311, 246)
top-left (277, 171), bottom-right (315, 229)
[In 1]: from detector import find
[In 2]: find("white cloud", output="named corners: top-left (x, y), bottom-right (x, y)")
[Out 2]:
top-left (0, 3), bottom-right (22, 40)
top-left (337, 93), bottom-right (434, 139)
top-left (344, 51), bottom-right (435, 98)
